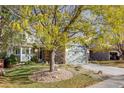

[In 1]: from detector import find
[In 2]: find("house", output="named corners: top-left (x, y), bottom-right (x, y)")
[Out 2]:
top-left (1, 30), bottom-right (121, 64)
top-left (5, 31), bottom-right (89, 64)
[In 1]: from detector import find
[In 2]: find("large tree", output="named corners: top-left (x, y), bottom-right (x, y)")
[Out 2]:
top-left (8, 5), bottom-right (98, 72)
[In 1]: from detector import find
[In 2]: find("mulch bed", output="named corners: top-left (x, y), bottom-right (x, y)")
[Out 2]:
top-left (29, 69), bottom-right (73, 83)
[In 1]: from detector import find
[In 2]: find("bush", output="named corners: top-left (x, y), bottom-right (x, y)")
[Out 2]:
top-left (24, 61), bottom-right (36, 65)
top-left (8, 54), bottom-right (19, 65)
top-left (0, 52), bottom-right (7, 59)
top-left (31, 56), bottom-right (38, 63)
top-left (4, 54), bottom-right (19, 68)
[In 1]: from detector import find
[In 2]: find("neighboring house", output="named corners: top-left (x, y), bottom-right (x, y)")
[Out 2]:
top-left (89, 50), bottom-right (120, 61)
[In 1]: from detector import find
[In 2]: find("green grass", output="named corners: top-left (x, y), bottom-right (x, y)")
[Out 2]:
top-left (0, 64), bottom-right (101, 88)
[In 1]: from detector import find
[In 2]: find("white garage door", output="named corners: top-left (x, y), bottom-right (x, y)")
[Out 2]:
top-left (66, 45), bottom-right (88, 64)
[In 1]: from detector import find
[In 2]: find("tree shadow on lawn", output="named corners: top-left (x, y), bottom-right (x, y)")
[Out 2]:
top-left (1, 64), bottom-right (101, 88)
top-left (4, 66), bottom-right (46, 85)
top-left (5, 71), bottom-right (33, 84)
top-left (4, 70), bottom-right (96, 87)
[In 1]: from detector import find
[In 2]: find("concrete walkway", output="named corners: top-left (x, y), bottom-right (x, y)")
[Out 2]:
top-left (82, 64), bottom-right (124, 76)
top-left (81, 64), bottom-right (124, 88)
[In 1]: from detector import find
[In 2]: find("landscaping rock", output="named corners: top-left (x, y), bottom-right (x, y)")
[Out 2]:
top-left (29, 69), bottom-right (73, 83)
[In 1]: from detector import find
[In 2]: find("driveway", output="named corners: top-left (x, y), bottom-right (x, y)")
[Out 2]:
top-left (82, 63), bottom-right (124, 76)
top-left (81, 63), bottom-right (124, 88)
top-left (88, 75), bottom-right (124, 88)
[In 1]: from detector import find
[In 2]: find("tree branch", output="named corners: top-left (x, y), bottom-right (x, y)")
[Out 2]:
top-left (63, 6), bottom-right (83, 33)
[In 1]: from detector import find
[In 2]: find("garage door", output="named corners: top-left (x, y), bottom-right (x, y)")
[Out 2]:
top-left (66, 45), bottom-right (88, 64)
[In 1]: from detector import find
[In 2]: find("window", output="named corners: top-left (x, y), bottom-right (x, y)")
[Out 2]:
top-left (26, 48), bottom-right (29, 54)
top-left (22, 48), bottom-right (26, 54)
top-left (15, 48), bottom-right (20, 54)
top-left (22, 48), bottom-right (29, 54)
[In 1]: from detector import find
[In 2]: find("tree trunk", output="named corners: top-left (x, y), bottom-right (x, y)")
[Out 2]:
top-left (119, 50), bottom-right (124, 60)
top-left (117, 43), bottom-right (124, 60)
top-left (50, 49), bottom-right (56, 72)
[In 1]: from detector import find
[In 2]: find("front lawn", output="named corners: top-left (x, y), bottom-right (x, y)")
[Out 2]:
top-left (0, 64), bottom-right (101, 88)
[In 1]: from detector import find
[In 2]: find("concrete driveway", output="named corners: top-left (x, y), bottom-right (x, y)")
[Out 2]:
top-left (82, 64), bottom-right (124, 76)
top-left (88, 75), bottom-right (124, 88)
top-left (81, 64), bottom-right (124, 88)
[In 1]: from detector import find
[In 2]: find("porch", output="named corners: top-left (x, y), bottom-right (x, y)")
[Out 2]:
top-left (7, 47), bottom-right (64, 63)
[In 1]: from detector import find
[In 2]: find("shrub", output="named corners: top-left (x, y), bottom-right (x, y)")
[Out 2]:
top-left (8, 54), bottom-right (19, 65)
top-left (4, 54), bottom-right (19, 68)
top-left (31, 56), bottom-right (38, 63)
top-left (24, 61), bottom-right (36, 65)
top-left (0, 52), bottom-right (7, 59)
